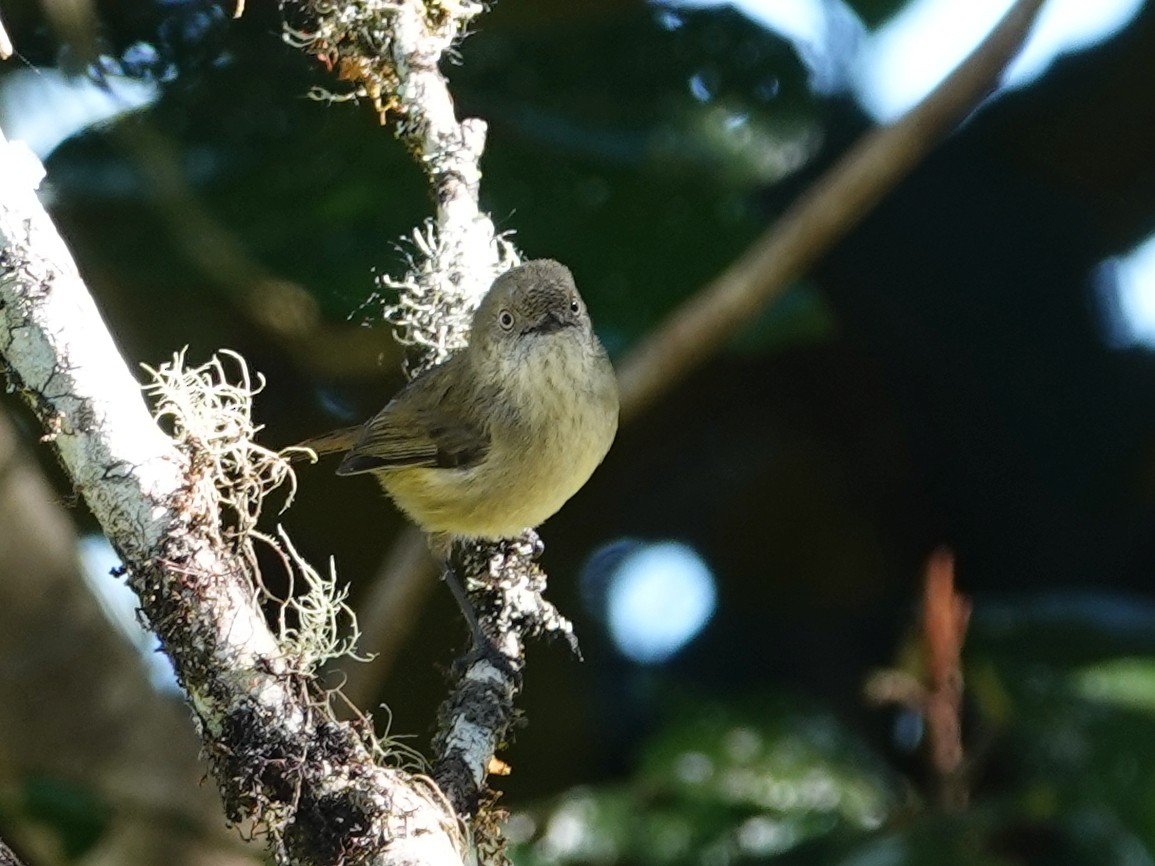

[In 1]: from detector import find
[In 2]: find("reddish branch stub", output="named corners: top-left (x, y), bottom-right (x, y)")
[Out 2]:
top-left (923, 547), bottom-right (971, 693)
top-left (922, 547), bottom-right (971, 797)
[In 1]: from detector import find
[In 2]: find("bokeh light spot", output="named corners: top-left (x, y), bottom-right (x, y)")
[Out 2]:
top-left (1098, 232), bottom-right (1155, 349)
top-left (601, 540), bottom-right (717, 664)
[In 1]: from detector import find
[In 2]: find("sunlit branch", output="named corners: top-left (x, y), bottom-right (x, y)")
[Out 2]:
top-left (0, 127), bottom-right (464, 866)
top-left (0, 835), bottom-right (27, 866)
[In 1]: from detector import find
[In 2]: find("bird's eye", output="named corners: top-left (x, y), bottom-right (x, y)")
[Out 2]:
top-left (498, 310), bottom-right (515, 330)
top-left (569, 299), bottom-right (580, 314)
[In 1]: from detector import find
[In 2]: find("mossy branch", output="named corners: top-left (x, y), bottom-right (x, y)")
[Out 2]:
top-left (0, 125), bottom-right (465, 865)
top-left (286, 0), bottom-right (575, 839)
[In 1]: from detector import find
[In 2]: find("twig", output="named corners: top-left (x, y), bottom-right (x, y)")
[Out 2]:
top-left (287, 0), bottom-right (563, 825)
top-left (616, 0), bottom-right (1046, 422)
top-left (865, 548), bottom-right (971, 810)
top-left (0, 129), bottom-right (464, 864)
top-left (922, 548), bottom-right (971, 809)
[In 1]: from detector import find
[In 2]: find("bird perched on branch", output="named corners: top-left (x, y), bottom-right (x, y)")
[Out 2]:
top-left (302, 259), bottom-right (619, 630)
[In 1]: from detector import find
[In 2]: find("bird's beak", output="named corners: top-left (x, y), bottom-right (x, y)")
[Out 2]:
top-left (525, 309), bottom-right (575, 335)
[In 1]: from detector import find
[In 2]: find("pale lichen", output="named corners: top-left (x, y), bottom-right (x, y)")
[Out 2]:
top-left (142, 349), bottom-right (362, 674)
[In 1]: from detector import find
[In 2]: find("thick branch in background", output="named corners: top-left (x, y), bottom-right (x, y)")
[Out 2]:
top-left (616, 0), bottom-right (1047, 421)
top-left (288, 0), bottom-right (577, 821)
top-left (0, 128), bottom-right (464, 864)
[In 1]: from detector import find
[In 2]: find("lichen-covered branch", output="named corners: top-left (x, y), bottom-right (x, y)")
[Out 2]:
top-left (0, 839), bottom-right (25, 866)
top-left (432, 535), bottom-right (579, 817)
top-left (285, 0), bottom-right (570, 823)
top-left (0, 129), bottom-right (464, 865)
top-left (285, 0), bottom-right (517, 373)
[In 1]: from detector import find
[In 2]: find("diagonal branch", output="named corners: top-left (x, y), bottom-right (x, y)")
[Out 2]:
top-left (0, 837), bottom-right (26, 866)
top-left (0, 128), bottom-right (464, 865)
top-left (616, 0), bottom-right (1046, 422)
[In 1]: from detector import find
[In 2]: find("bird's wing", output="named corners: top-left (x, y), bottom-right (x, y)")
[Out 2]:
top-left (336, 369), bottom-right (490, 475)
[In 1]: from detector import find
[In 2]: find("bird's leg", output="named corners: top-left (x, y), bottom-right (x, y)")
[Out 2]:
top-left (429, 533), bottom-right (489, 650)
top-left (440, 557), bottom-right (487, 650)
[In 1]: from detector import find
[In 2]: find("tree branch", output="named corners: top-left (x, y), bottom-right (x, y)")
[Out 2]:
top-left (0, 836), bottom-right (27, 866)
top-left (288, 0), bottom-right (576, 822)
top-left (286, 0), bottom-right (511, 370)
top-left (0, 406), bottom-right (257, 866)
top-left (616, 0), bottom-right (1046, 422)
top-left (0, 128), bottom-right (464, 865)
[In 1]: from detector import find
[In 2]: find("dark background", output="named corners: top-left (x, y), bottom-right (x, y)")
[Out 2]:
top-left (3, 0), bottom-right (1155, 862)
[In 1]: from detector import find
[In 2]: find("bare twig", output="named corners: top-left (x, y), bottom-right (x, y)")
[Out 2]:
top-left (864, 548), bottom-right (971, 810)
top-left (616, 0), bottom-right (1046, 422)
top-left (0, 128), bottom-right (464, 864)
top-left (922, 548), bottom-right (971, 809)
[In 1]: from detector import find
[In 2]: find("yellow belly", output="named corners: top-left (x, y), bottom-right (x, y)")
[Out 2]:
top-left (380, 330), bottom-right (618, 538)
top-left (379, 422), bottom-right (612, 538)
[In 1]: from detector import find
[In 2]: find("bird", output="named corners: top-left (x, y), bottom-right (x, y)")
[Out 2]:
top-left (302, 260), bottom-right (619, 637)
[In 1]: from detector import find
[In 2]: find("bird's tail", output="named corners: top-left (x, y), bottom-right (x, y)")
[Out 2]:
top-left (287, 425), bottom-right (362, 462)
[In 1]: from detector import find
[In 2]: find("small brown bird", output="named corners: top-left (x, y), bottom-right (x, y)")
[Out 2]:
top-left (306, 259), bottom-right (619, 566)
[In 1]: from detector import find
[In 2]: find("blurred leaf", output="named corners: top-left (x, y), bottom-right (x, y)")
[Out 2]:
top-left (1073, 657), bottom-right (1155, 714)
top-left (509, 696), bottom-right (901, 865)
top-left (638, 699), bottom-right (896, 828)
top-left (961, 593), bottom-right (1155, 857)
